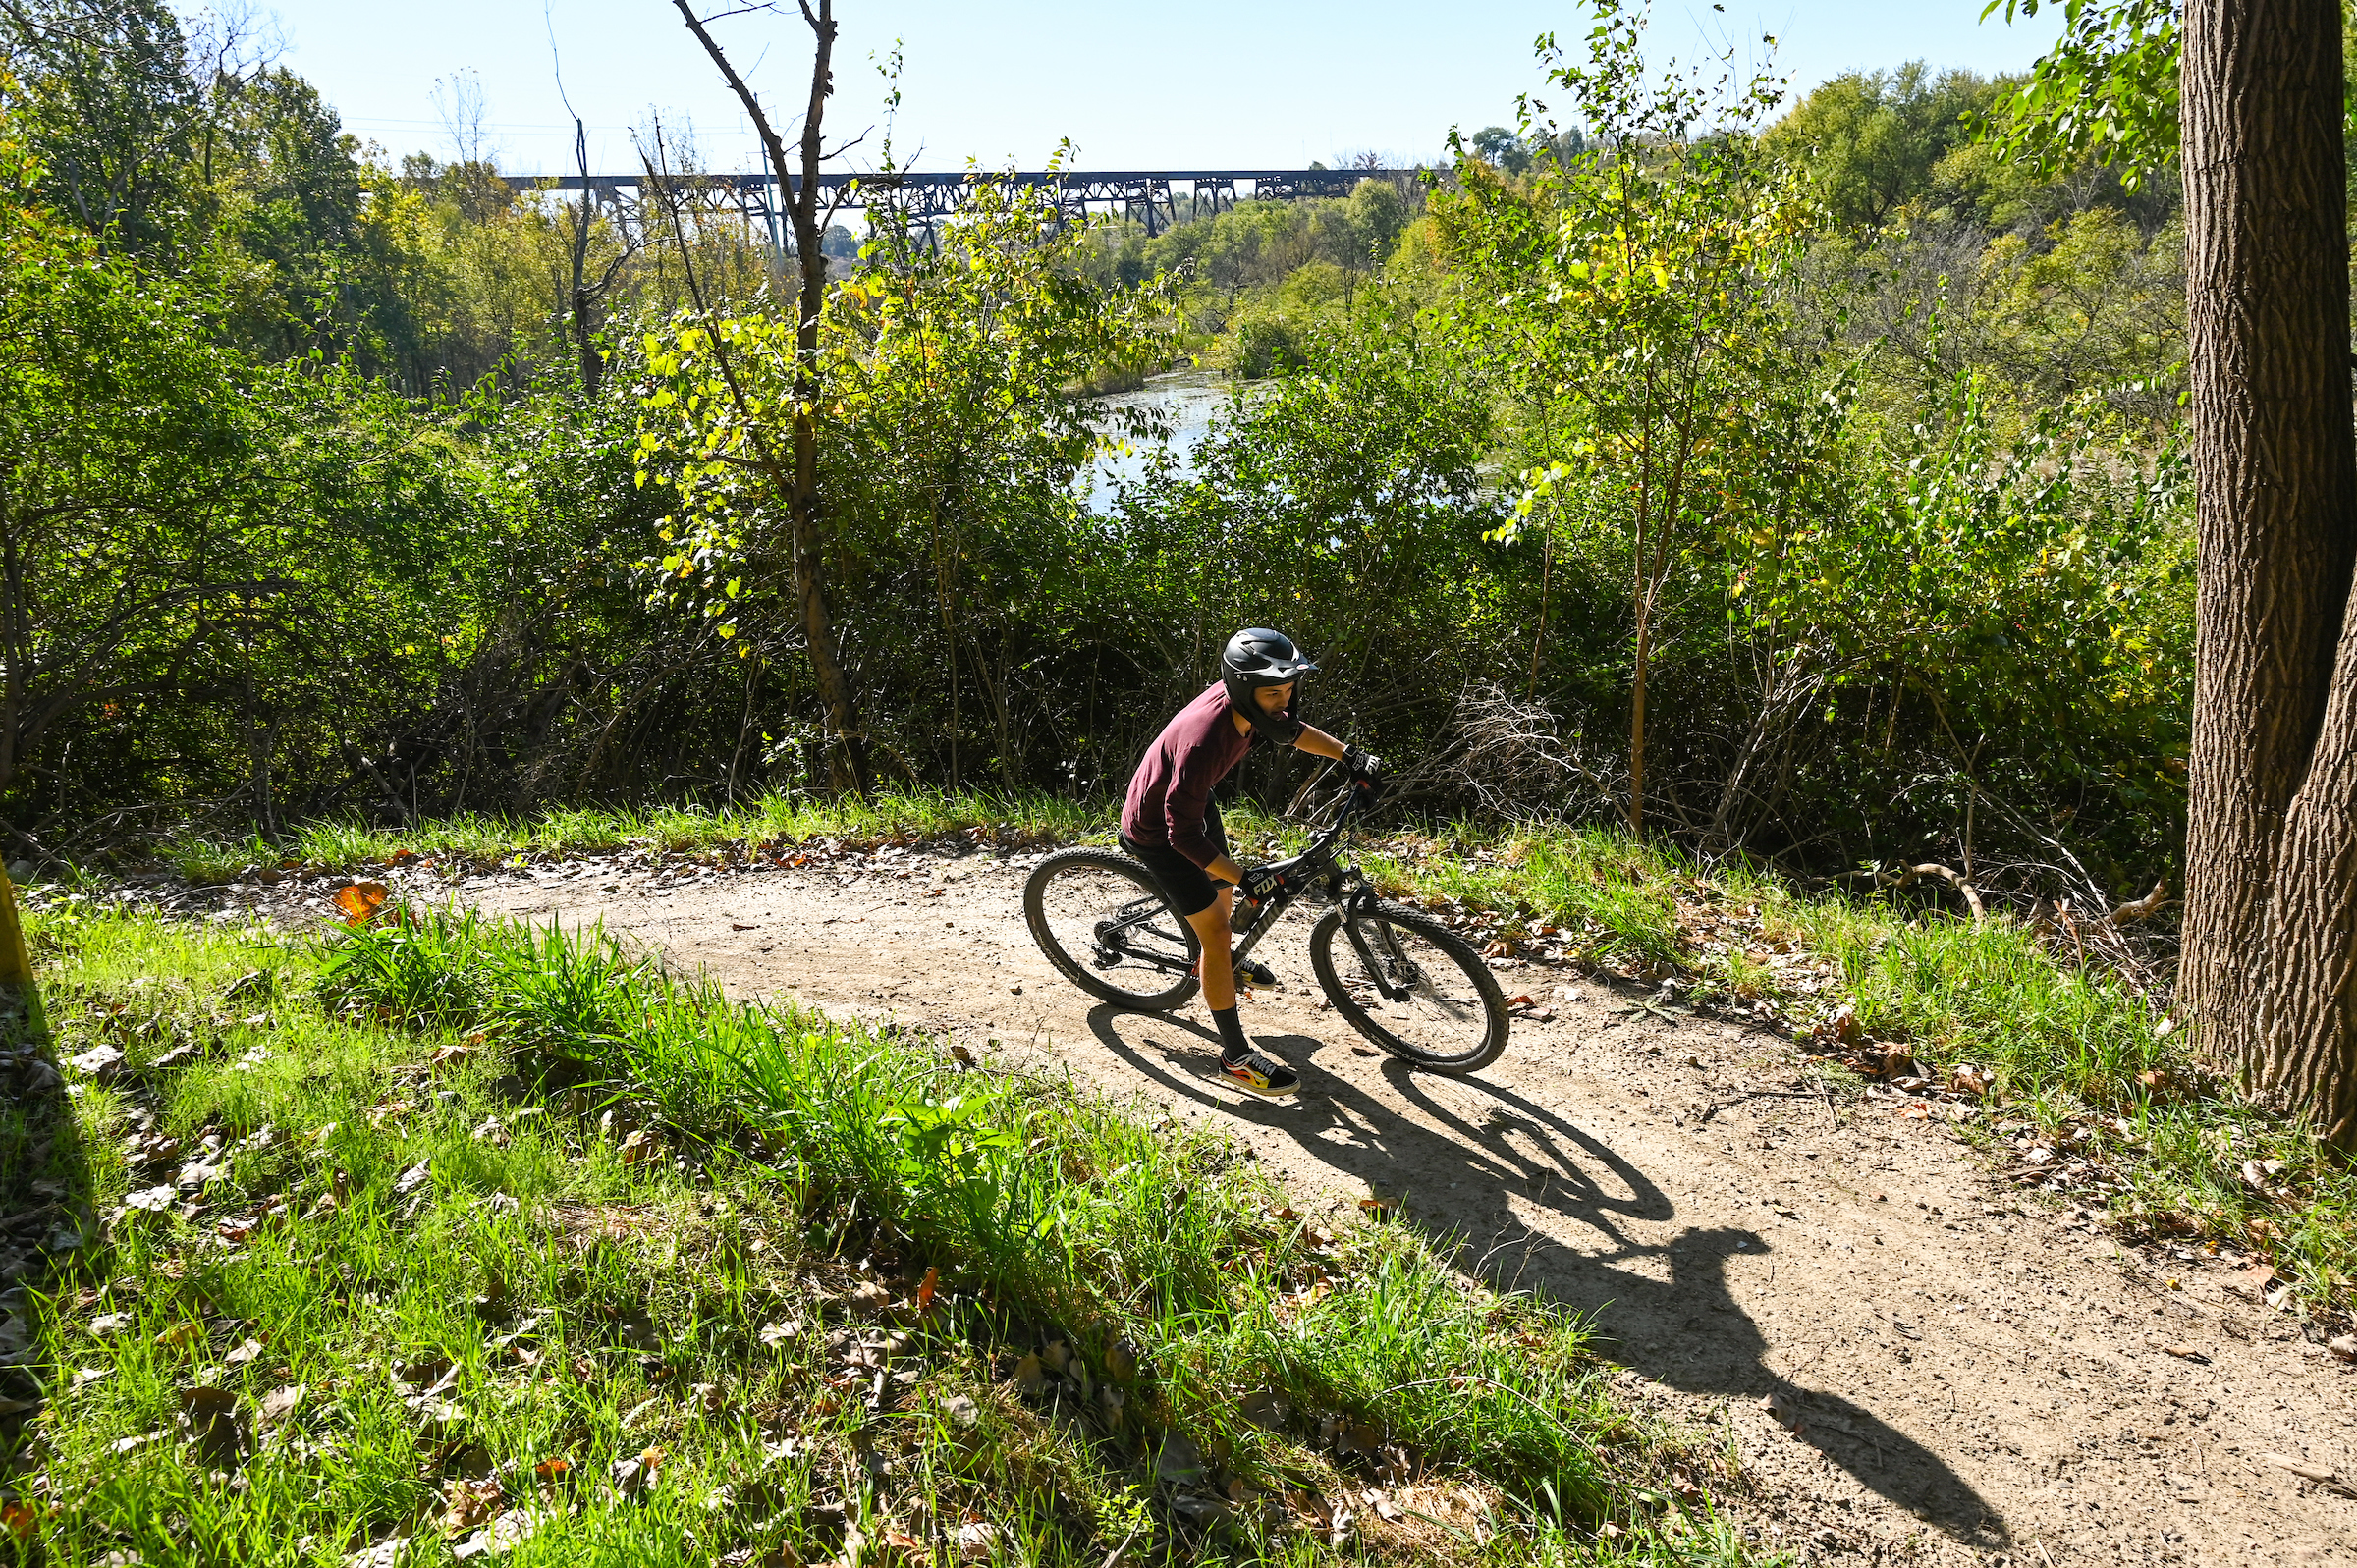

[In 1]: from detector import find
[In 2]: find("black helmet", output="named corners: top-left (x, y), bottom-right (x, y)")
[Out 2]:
top-left (1222, 627), bottom-right (1317, 737)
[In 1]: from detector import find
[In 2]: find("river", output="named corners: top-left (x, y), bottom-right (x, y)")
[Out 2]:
top-left (1084, 366), bottom-right (1234, 512)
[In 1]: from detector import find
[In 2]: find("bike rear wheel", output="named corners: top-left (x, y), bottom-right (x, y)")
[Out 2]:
top-left (1310, 901), bottom-right (1508, 1072)
top-left (1023, 847), bottom-right (1202, 1010)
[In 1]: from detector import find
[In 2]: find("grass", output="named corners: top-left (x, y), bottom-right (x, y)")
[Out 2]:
top-left (0, 899), bottom-right (1763, 1567)
top-left (153, 791), bottom-right (1105, 885)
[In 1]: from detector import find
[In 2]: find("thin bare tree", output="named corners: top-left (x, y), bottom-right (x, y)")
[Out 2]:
top-left (669, 0), bottom-right (868, 794)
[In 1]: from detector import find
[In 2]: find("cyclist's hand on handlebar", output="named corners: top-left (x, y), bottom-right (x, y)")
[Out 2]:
top-left (1237, 863), bottom-right (1285, 903)
top-left (1343, 745), bottom-right (1385, 781)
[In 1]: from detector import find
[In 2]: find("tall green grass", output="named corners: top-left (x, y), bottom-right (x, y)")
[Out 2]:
top-left (17, 910), bottom-right (1179, 1567)
top-left (317, 909), bottom-right (1672, 1517)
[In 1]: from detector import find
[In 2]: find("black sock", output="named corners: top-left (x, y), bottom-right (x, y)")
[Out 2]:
top-left (1211, 1005), bottom-right (1250, 1061)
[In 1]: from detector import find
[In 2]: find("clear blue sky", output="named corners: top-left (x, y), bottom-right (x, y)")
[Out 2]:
top-left (246, 1), bottom-right (2067, 177)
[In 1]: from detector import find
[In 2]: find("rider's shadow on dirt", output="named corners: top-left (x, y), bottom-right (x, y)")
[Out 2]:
top-left (1083, 1005), bottom-right (2007, 1549)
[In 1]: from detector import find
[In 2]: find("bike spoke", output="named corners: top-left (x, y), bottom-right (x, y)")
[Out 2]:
top-left (1035, 862), bottom-right (1195, 1001)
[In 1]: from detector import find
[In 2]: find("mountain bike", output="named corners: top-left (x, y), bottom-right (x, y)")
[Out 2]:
top-left (1021, 774), bottom-right (1509, 1073)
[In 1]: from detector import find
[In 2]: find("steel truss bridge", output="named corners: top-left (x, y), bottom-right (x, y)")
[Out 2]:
top-left (514, 167), bottom-right (1416, 247)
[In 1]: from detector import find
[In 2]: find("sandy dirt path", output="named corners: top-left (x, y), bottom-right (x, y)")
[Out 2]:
top-left (439, 841), bottom-right (2355, 1566)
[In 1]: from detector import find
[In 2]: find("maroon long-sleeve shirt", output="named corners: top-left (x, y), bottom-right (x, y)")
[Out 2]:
top-left (1121, 681), bottom-right (1295, 868)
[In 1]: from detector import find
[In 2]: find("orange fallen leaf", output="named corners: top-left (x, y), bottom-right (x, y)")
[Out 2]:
top-left (915, 1266), bottom-right (939, 1311)
top-left (333, 882), bottom-right (391, 926)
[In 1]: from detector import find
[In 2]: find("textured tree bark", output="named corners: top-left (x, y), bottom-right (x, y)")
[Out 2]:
top-left (2180, 0), bottom-right (2357, 1146)
top-left (675, 0), bottom-right (870, 796)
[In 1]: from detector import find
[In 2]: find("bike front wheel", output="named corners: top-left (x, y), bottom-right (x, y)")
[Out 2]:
top-left (1023, 847), bottom-right (1202, 1010)
top-left (1310, 901), bottom-right (1508, 1073)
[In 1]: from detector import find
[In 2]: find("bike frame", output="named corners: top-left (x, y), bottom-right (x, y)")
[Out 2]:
top-left (1100, 778), bottom-right (1416, 1002)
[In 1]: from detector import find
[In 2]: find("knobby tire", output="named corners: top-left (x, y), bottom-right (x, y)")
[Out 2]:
top-left (1309, 900), bottom-right (1509, 1073)
top-left (1022, 846), bottom-right (1201, 1011)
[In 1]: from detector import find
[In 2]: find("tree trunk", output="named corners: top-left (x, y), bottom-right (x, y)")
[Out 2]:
top-left (2180, 0), bottom-right (2357, 1147)
top-left (567, 116), bottom-right (604, 398)
top-left (674, 0), bottom-right (869, 796)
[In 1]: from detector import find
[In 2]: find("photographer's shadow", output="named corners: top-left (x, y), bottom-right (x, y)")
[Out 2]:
top-left (1084, 1005), bottom-right (2006, 1548)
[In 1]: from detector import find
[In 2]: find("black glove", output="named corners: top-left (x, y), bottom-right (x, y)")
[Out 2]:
top-left (1237, 863), bottom-right (1285, 903)
top-left (1343, 745), bottom-right (1385, 782)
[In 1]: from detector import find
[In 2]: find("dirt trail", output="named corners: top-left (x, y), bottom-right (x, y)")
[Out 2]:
top-left (442, 842), bottom-right (2356, 1566)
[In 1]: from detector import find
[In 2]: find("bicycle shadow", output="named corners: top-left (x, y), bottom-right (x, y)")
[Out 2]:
top-left (1083, 1004), bottom-right (2007, 1548)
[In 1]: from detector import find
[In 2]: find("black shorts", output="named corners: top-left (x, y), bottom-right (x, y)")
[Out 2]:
top-left (1120, 804), bottom-right (1229, 919)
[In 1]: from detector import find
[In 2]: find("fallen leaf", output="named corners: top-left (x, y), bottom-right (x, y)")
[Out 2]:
top-left (1813, 1003), bottom-right (1862, 1049)
top-left (257, 1384), bottom-right (305, 1430)
top-left (439, 1476), bottom-right (507, 1534)
top-left (153, 1321), bottom-right (204, 1354)
top-left (2163, 1344), bottom-right (2212, 1365)
top-left (848, 1281), bottom-right (892, 1315)
top-left (333, 882), bottom-right (391, 926)
top-left (68, 1044), bottom-right (124, 1080)
top-left (616, 1129), bottom-right (657, 1166)
top-left (1011, 1354), bottom-right (1044, 1393)
top-left (758, 1320), bottom-right (802, 1349)
top-left (879, 1529), bottom-right (928, 1565)
top-left (453, 1507), bottom-right (544, 1560)
top-left (954, 1521), bottom-right (997, 1562)
top-left (1156, 1433), bottom-right (1207, 1485)
top-left (1239, 1388), bottom-right (1289, 1431)
top-left (2328, 1334), bottom-right (2357, 1362)
top-left (224, 1337), bottom-right (263, 1367)
top-left (915, 1267), bottom-right (939, 1311)
top-left (394, 1161), bottom-right (432, 1197)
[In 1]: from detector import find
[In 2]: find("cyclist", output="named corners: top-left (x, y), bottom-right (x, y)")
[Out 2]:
top-left (1120, 627), bottom-right (1382, 1098)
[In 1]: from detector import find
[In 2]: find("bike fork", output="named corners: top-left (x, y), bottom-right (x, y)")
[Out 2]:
top-left (1342, 893), bottom-right (1412, 1002)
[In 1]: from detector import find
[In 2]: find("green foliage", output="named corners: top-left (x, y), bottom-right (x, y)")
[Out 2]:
top-left (0, 0), bottom-right (2207, 918)
top-left (1761, 63), bottom-right (2003, 229)
top-left (1434, 1), bottom-right (1811, 830)
top-left (1980, 0), bottom-right (2180, 189)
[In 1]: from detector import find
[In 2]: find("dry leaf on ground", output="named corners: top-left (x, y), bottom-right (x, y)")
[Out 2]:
top-left (333, 882), bottom-right (391, 926)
